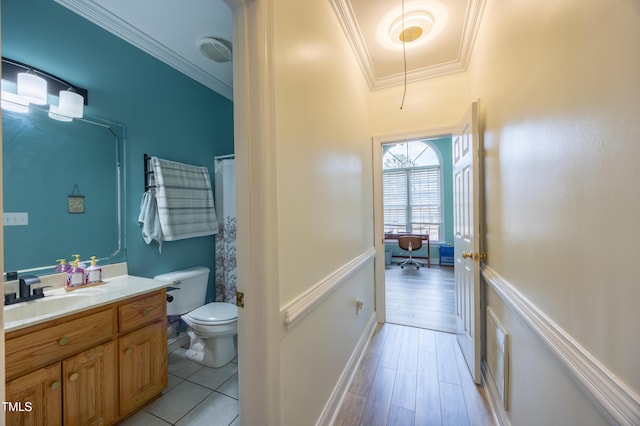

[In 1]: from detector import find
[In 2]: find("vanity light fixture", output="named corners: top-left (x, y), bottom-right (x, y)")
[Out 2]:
top-left (17, 72), bottom-right (47, 105)
top-left (59, 89), bottom-right (84, 118)
top-left (1, 57), bottom-right (88, 120)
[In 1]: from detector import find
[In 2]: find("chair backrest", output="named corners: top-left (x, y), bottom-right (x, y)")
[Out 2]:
top-left (398, 235), bottom-right (422, 251)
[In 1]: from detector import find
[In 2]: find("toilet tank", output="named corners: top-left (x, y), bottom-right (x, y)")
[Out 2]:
top-left (154, 266), bottom-right (210, 316)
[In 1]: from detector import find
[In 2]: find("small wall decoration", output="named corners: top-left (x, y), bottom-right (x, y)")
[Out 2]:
top-left (68, 184), bottom-right (85, 214)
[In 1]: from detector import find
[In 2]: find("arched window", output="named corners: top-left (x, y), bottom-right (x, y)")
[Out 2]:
top-left (382, 140), bottom-right (442, 240)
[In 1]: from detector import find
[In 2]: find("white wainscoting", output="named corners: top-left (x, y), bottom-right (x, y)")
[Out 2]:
top-left (318, 311), bottom-right (377, 426)
top-left (482, 265), bottom-right (640, 426)
top-left (280, 247), bottom-right (377, 332)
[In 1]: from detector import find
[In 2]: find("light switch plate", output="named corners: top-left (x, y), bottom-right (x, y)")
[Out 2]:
top-left (3, 212), bottom-right (29, 226)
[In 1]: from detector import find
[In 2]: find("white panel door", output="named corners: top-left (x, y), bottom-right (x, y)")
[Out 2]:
top-left (453, 102), bottom-right (482, 384)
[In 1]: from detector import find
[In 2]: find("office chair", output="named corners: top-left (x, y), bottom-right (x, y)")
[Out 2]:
top-left (398, 235), bottom-right (424, 269)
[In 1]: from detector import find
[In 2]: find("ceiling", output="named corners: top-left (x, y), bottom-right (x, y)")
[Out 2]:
top-left (55, 0), bottom-right (485, 100)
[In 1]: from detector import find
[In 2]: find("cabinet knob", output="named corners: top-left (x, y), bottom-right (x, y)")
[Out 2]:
top-left (69, 373), bottom-right (79, 382)
top-left (58, 336), bottom-right (70, 346)
top-left (142, 309), bottom-right (150, 317)
top-left (51, 381), bottom-right (61, 390)
top-left (125, 347), bottom-right (133, 356)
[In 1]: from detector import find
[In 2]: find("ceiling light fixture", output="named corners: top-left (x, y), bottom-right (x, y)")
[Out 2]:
top-left (389, 11), bottom-right (434, 48)
top-left (1, 57), bottom-right (88, 121)
top-left (377, 2), bottom-right (445, 51)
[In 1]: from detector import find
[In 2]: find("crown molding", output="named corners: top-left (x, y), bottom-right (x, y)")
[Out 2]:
top-left (55, 0), bottom-right (233, 100)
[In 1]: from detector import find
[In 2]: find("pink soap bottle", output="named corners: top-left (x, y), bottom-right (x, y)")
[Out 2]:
top-left (66, 255), bottom-right (85, 287)
top-left (55, 258), bottom-right (72, 274)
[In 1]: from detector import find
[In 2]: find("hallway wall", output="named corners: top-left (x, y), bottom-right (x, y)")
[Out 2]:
top-left (469, 0), bottom-right (640, 423)
top-left (271, 0), bottom-right (375, 424)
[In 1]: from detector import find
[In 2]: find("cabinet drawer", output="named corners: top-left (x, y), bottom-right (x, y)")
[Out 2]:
top-left (118, 290), bottom-right (165, 333)
top-left (5, 309), bottom-right (114, 381)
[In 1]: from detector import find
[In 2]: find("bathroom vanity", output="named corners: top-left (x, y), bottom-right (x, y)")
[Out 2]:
top-left (4, 274), bottom-right (168, 425)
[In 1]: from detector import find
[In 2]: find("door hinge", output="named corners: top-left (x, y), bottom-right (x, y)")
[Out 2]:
top-left (236, 291), bottom-right (245, 308)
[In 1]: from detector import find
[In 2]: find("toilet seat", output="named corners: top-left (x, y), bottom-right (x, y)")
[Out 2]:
top-left (185, 302), bottom-right (237, 326)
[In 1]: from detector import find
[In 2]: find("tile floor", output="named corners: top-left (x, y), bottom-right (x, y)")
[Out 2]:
top-left (120, 348), bottom-right (239, 426)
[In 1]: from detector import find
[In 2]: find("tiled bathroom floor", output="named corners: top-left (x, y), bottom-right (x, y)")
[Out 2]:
top-left (120, 348), bottom-right (239, 426)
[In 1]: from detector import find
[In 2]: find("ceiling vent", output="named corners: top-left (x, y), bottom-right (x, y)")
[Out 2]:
top-left (198, 37), bottom-right (232, 63)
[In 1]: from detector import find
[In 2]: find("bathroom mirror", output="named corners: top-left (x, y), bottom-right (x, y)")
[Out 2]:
top-left (2, 106), bottom-right (125, 275)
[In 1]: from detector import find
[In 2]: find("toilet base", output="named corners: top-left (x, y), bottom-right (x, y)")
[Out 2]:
top-left (184, 330), bottom-right (237, 368)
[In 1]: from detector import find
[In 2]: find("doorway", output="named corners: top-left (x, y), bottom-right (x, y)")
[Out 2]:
top-left (375, 136), bottom-right (456, 333)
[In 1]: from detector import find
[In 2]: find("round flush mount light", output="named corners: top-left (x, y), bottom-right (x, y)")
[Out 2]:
top-left (399, 25), bottom-right (424, 43)
top-left (388, 11), bottom-right (434, 46)
top-left (377, 2), bottom-right (446, 51)
top-left (198, 37), bottom-right (232, 63)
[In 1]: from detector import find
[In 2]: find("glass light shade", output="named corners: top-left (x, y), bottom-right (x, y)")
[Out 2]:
top-left (58, 90), bottom-right (84, 118)
top-left (48, 105), bottom-right (73, 122)
top-left (17, 73), bottom-right (47, 105)
top-left (1, 91), bottom-right (30, 113)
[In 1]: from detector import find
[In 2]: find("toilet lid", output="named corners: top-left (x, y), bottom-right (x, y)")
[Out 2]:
top-left (188, 302), bottom-right (237, 324)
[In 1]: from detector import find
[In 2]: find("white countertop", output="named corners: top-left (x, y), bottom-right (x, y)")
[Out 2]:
top-left (4, 275), bottom-right (169, 333)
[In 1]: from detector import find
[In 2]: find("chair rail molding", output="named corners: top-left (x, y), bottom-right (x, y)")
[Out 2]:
top-left (281, 247), bottom-right (376, 332)
top-left (482, 265), bottom-right (640, 426)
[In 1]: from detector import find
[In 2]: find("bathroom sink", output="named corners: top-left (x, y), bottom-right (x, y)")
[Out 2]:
top-left (4, 288), bottom-right (106, 324)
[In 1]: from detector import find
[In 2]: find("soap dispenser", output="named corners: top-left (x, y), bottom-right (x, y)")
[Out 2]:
top-left (55, 258), bottom-right (72, 274)
top-left (67, 254), bottom-right (85, 287)
top-left (85, 256), bottom-right (103, 284)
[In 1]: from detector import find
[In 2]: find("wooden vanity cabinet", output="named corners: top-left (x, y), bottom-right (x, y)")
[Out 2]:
top-left (5, 364), bottom-right (62, 425)
top-left (5, 289), bottom-right (167, 425)
top-left (63, 341), bottom-right (117, 425)
top-left (119, 321), bottom-right (167, 416)
top-left (118, 290), bottom-right (168, 417)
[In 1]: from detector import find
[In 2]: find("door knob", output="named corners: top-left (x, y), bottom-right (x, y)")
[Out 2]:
top-left (462, 251), bottom-right (474, 259)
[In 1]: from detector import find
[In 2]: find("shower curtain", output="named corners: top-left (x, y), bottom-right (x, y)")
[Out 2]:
top-left (214, 158), bottom-right (237, 303)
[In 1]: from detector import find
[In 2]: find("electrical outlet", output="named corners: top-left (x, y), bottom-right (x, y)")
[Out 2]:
top-left (3, 212), bottom-right (29, 226)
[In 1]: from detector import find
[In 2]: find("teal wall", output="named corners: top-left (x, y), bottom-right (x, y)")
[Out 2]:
top-left (385, 136), bottom-right (454, 262)
top-left (2, 0), bottom-right (234, 301)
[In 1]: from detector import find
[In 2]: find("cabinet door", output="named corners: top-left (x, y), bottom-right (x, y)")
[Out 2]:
top-left (119, 321), bottom-right (168, 416)
top-left (5, 363), bottom-right (62, 426)
top-left (63, 341), bottom-right (117, 426)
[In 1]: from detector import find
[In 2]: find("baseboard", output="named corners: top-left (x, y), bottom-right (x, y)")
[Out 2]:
top-left (482, 265), bottom-right (640, 425)
top-left (317, 312), bottom-right (377, 426)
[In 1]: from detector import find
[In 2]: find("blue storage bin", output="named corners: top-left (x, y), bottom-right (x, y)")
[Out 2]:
top-left (439, 245), bottom-right (454, 266)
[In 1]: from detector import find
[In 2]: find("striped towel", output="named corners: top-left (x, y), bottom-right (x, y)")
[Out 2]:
top-left (151, 156), bottom-right (218, 241)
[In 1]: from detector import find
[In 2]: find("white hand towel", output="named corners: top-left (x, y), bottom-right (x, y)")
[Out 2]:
top-left (138, 190), bottom-right (163, 251)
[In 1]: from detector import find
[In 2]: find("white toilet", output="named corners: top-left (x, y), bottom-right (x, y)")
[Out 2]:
top-left (154, 266), bottom-right (238, 368)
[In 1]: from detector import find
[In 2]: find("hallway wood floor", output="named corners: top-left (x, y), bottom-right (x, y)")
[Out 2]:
top-left (385, 264), bottom-right (456, 333)
top-left (334, 323), bottom-right (494, 426)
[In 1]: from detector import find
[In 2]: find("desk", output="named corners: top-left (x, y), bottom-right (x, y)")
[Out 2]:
top-left (385, 233), bottom-right (430, 268)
